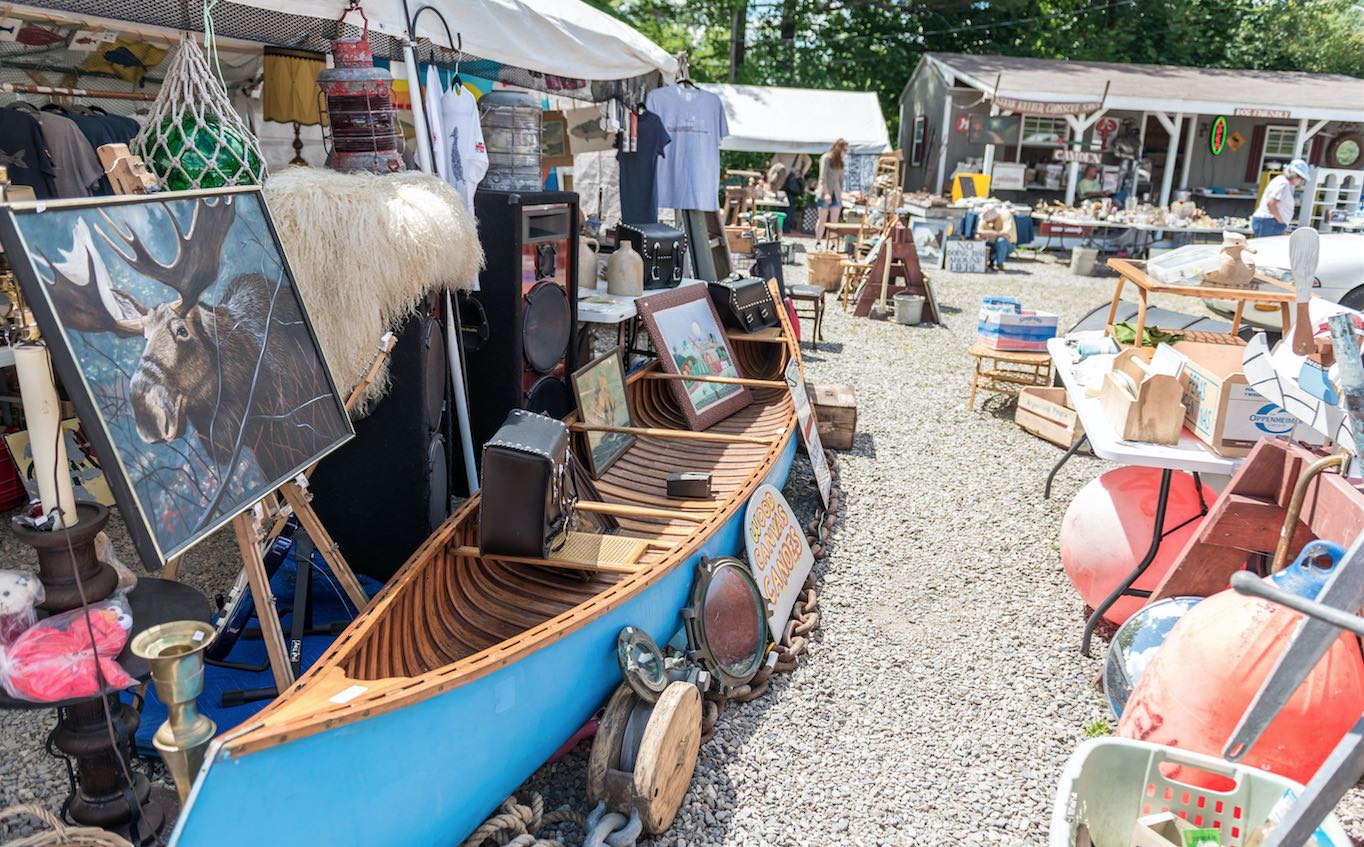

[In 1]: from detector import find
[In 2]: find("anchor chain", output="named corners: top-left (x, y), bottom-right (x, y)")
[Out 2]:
top-left (701, 451), bottom-right (841, 740)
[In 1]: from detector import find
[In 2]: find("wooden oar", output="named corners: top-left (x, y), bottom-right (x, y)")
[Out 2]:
top-left (642, 372), bottom-right (786, 389)
top-left (575, 501), bottom-right (710, 523)
top-left (571, 423), bottom-right (774, 446)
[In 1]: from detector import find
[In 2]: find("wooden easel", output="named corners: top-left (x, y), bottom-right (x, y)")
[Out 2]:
top-left (223, 332), bottom-right (395, 691)
top-left (851, 224), bottom-right (940, 323)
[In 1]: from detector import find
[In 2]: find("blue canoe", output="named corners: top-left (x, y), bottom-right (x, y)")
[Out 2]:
top-left (172, 355), bottom-right (797, 846)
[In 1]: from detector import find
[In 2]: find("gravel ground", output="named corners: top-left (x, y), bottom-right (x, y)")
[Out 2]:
top-left (3, 239), bottom-right (1362, 845)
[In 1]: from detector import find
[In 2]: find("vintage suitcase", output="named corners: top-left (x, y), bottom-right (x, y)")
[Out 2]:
top-left (807, 383), bottom-right (857, 450)
top-left (708, 274), bottom-right (779, 333)
top-left (617, 223), bottom-right (687, 290)
top-left (479, 410), bottom-right (575, 558)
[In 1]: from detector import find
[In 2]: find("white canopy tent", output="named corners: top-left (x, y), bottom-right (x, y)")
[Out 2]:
top-left (700, 84), bottom-right (891, 154)
top-left (232, 0), bottom-right (677, 83)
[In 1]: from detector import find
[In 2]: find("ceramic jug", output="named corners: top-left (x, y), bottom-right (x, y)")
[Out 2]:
top-left (578, 237), bottom-right (600, 291)
top-left (607, 240), bottom-right (644, 297)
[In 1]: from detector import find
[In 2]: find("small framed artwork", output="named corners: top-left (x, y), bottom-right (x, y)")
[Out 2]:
top-left (636, 285), bottom-right (752, 431)
top-left (0, 187), bottom-right (353, 567)
top-left (571, 350), bottom-right (635, 479)
top-left (911, 220), bottom-right (947, 269)
top-left (541, 110), bottom-right (573, 169)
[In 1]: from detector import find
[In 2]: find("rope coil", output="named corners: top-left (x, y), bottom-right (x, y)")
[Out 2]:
top-left (0, 805), bottom-right (134, 847)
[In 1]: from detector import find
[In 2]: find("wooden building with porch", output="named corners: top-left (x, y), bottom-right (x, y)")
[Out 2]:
top-left (897, 53), bottom-right (1364, 228)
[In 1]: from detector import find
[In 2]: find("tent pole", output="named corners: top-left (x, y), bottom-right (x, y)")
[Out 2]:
top-left (404, 4), bottom-right (479, 493)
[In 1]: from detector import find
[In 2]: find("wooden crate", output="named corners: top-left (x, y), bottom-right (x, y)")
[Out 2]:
top-left (1015, 387), bottom-right (1084, 449)
top-left (807, 383), bottom-right (857, 450)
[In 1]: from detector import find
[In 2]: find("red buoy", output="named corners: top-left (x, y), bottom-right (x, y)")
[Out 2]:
top-left (1061, 467), bottom-right (1206, 625)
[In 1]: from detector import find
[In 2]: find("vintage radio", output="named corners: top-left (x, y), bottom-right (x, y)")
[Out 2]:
top-left (708, 274), bottom-right (778, 333)
top-left (616, 222), bottom-right (686, 289)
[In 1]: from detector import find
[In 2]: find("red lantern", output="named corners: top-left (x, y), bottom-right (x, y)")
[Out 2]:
top-left (317, 6), bottom-right (405, 174)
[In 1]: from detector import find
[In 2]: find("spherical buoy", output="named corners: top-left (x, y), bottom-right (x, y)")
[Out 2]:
top-left (1060, 467), bottom-right (1207, 625)
top-left (1118, 562), bottom-right (1364, 785)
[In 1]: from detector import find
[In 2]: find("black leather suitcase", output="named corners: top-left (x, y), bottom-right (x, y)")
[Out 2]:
top-left (617, 222), bottom-right (687, 289)
top-left (479, 410), bottom-right (575, 558)
top-left (708, 274), bottom-right (779, 333)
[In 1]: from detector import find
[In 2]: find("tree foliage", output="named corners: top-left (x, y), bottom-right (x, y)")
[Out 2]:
top-left (586, 0), bottom-right (1364, 140)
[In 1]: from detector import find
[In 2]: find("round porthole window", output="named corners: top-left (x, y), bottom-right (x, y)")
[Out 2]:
top-left (682, 557), bottom-right (768, 691)
top-left (1328, 133), bottom-right (1363, 170)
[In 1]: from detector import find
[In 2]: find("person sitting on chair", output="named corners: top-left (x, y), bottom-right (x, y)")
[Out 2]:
top-left (977, 202), bottom-right (1017, 271)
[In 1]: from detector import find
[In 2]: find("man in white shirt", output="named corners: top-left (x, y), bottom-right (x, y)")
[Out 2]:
top-left (1252, 159), bottom-right (1310, 238)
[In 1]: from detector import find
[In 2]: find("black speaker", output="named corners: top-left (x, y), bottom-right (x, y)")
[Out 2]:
top-left (457, 189), bottom-right (578, 490)
top-left (309, 302), bottom-right (450, 581)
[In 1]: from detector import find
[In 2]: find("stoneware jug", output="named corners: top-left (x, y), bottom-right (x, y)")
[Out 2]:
top-left (578, 236), bottom-right (600, 291)
top-left (607, 240), bottom-right (644, 297)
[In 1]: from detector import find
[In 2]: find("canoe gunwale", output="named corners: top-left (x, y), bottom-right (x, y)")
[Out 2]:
top-left (217, 357), bottom-right (796, 759)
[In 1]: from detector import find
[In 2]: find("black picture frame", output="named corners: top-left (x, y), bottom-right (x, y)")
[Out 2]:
top-left (0, 186), bottom-right (353, 568)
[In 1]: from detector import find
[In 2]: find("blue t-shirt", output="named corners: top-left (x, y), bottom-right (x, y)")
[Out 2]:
top-left (617, 110), bottom-right (670, 224)
top-left (645, 85), bottom-right (728, 212)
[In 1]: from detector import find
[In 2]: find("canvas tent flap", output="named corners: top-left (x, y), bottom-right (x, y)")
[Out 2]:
top-left (701, 84), bottom-right (891, 154)
top-left (229, 0), bottom-right (676, 83)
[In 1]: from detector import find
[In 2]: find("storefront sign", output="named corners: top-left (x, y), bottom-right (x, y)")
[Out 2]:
top-left (745, 484), bottom-right (815, 633)
top-left (783, 359), bottom-right (831, 508)
top-left (1209, 116), bottom-right (1229, 156)
top-left (1095, 117), bottom-right (1120, 147)
top-left (954, 114), bottom-right (971, 134)
top-left (1052, 148), bottom-right (1103, 165)
top-left (1234, 107), bottom-right (1292, 119)
top-left (993, 95), bottom-right (1101, 116)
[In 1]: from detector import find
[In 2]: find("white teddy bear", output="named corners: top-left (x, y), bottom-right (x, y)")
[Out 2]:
top-left (0, 569), bottom-right (43, 646)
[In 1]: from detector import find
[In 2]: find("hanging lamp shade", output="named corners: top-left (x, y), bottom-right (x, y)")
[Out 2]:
top-left (262, 47), bottom-right (324, 127)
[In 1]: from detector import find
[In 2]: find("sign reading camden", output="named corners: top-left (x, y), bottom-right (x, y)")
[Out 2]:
top-left (745, 484), bottom-right (815, 632)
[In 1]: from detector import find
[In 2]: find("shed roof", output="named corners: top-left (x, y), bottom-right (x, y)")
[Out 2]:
top-left (917, 53), bottom-right (1364, 122)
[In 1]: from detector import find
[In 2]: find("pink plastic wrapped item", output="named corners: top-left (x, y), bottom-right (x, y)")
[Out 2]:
top-left (0, 597), bottom-right (135, 702)
top-left (0, 569), bottom-right (43, 647)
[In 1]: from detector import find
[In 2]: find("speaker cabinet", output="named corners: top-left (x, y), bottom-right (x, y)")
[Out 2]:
top-left (309, 303), bottom-right (449, 581)
top-left (458, 189), bottom-right (578, 488)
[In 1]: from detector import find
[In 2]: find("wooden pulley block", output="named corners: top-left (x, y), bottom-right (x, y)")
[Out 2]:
top-left (587, 681), bottom-right (701, 835)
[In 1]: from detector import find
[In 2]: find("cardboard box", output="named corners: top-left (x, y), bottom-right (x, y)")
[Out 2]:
top-left (808, 383), bottom-right (857, 450)
top-left (1175, 340), bottom-right (1328, 457)
top-left (1016, 387), bottom-right (1084, 448)
top-left (1128, 811), bottom-right (1194, 847)
top-left (977, 308), bottom-right (1060, 351)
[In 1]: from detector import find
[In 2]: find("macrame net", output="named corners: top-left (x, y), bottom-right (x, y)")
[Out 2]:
top-left (132, 32), bottom-right (266, 190)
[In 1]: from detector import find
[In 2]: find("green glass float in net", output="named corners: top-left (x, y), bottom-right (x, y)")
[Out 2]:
top-left (133, 33), bottom-right (267, 190)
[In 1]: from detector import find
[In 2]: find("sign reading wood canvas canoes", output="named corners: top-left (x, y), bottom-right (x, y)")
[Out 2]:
top-left (745, 483), bottom-right (815, 632)
top-left (784, 358), bottom-right (831, 507)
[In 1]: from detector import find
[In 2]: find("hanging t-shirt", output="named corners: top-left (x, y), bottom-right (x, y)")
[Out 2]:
top-left (34, 111), bottom-right (103, 198)
top-left (617, 109), bottom-right (670, 224)
top-left (0, 107), bottom-right (56, 199)
top-left (423, 65), bottom-right (447, 182)
top-left (645, 84), bottom-right (727, 212)
top-left (439, 84), bottom-right (488, 213)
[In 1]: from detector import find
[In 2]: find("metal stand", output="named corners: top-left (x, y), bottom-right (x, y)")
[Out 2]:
top-left (1044, 434), bottom-right (1089, 499)
top-left (1079, 470), bottom-right (1208, 656)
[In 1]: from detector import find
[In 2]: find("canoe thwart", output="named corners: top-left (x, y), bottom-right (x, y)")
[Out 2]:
top-left (450, 541), bottom-right (644, 574)
top-left (641, 372), bottom-right (787, 389)
top-left (575, 501), bottom-right (711, 523)
top-left (571, 423), bottom-right (775, 446)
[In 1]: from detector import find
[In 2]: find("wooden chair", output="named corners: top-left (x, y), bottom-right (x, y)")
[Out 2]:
top-left (789, 285), bottom-right (826, 350)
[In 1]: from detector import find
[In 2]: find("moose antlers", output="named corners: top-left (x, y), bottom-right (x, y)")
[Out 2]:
top-left (96, 196), bottom-right (237, 315)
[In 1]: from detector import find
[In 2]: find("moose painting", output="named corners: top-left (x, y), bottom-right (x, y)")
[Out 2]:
top-left (0, 188), bottom-right (352, 566)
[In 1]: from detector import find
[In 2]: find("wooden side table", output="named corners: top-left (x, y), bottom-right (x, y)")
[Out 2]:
top-left (1104, 257), bottom-right (1294, 349)
top-left (967, 342), bottom-right (1053, 410)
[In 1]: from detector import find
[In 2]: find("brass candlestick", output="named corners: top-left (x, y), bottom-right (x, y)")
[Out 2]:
top-left (130, 620), bottom-right (217, 804)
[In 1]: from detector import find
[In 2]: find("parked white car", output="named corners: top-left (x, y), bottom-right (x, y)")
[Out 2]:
top-left (1206, 232), bottom-right (1364, 331)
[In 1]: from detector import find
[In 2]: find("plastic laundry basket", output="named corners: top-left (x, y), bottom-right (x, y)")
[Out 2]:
top-left (1050, 738), bottom-right (1351, 847)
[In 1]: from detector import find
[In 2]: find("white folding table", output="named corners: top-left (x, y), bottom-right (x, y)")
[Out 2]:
top-left (1047, 337), bottom-right (1242, 654)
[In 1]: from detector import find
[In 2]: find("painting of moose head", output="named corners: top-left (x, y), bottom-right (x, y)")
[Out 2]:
top-left (0, 189), bottom-right (352, 566)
